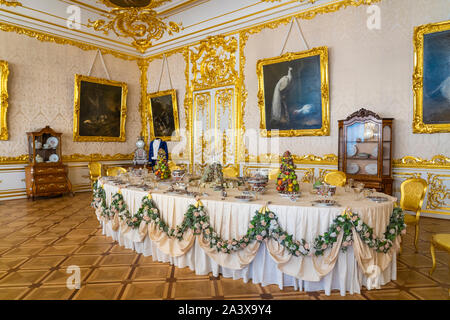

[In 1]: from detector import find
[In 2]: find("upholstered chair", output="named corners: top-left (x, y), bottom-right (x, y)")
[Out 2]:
top-left (324, 170), bottom-right (347, 187)
top-left (400, 178), bottom-right (428, 252)
top-left (222, 166), bottom-right (239, 178)
top-left (106, 166), bottom-right (127, 177)
top-left (268, 168), bottom-right (280, 180)
top-left (429, 233), bottom-right (450, 297)
top-left (88, 162), bottom-right (102, 188)
top-left (168, 160), bottom-right (182, 171)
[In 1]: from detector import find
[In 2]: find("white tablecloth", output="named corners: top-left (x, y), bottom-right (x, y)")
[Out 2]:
top-left (97, 181), bottom-right (398, 296)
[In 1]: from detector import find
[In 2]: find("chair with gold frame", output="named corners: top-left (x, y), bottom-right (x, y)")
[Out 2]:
top-left (268, 168), bottom-right (280, 180)
top-left (429, 233), bottom-right (450, 297)
top-left (106, 166), bottom-right (127, 177)
top-left (400, 178), bottom-right (428, 252)
top-left (223, 166), bottom-right (239, 178)
top-left (168, 160), bottom-right (182, 171)
top-left (87, 162), bottom-right (102, 188)
top-left (430, 233), bottom-right (450, 274)
top-left (324, 170), bottom-right (347, 187)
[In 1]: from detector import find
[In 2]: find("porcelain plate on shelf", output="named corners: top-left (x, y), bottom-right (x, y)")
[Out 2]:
top-left (46, 136), bottom-right (58, 149)
top-left (365, 163), bottom-right (378, 175)
top-left (49, 154), bottom-right (59, 162)
top-left (371, 145), bottom-right (378, 158)
top-left (347, 144), bottom-right (358, 157)
top-left (347, 163), bottom-right (360, 174)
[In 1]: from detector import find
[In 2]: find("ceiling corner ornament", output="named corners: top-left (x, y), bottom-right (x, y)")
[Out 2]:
top-left (0, 0), bottom-right (22, 7)
top-left (88, 7), bottom-right (182, 53)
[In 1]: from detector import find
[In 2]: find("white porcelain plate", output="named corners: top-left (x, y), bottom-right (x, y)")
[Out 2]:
top-left (49, 153), bottom-right (59, 162)
top-left (347, 144), bottom-right (358, 157)
top-left (347, 163), bottom-right (360, 174)
top-left (365, 163), bottom-right (378, 175)
top-left (371, 146), bottom-right (378, 158)
top-left (46, 136), bottom-right (58, 149)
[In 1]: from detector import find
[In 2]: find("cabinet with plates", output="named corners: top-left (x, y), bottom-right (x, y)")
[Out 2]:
top-left (338, 109), bottom-right (393, 195)
top-left (25, 126), bottom-right (72, 200)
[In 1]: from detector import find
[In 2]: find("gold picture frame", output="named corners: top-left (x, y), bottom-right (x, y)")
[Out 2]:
top-left (147, 89), bottom-right (180, 141)
top-left (73, 74), bottom-right (128, 142)
top-left (0, 60), bottom-right (9, 140)
top-left (413, 20), bottom-right (450, 134)
top-left (257, 46), bottom-right (330, 137)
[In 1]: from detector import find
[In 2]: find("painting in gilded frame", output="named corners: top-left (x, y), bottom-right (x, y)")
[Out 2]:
top-left (0, 60), bottom-right (9, 140)
top-left (73, 75), bottom-right (128, 142)
top-left (148, 89), bottom-right (180, 141)
top-left (413, 20), bottom-right (450, 133)
top-left (257, 46), bottom-right (329, 137)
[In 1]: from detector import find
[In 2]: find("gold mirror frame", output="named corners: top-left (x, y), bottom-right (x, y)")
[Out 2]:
top-left (256, 46), bottom-right (330, 137)
top-left (73, 74), bottom-right (128, 142)
top-left (412, 20), bottom-right (450, 134)
top-left (147, 89), bottom-right (180, 141)
top-left (0, 60), bottom-right (9, 140)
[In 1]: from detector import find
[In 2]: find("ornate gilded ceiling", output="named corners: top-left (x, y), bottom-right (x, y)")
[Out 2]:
top-left (0, 0), bottom-right (347, 57)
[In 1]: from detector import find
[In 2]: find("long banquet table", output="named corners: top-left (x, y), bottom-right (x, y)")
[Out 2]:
top-left (93, 178), bottom-right (401, 296)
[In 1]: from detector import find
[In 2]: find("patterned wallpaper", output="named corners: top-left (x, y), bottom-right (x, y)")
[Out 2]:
top-left (243, 0), bottom-right (450, 159)
top-left (0, 31), bottom-right (141, 157)
top-left (147, 52), bottom-right (188, 158)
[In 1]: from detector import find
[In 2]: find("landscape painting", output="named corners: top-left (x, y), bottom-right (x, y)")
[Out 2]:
top-left (257, 47), bottom-right (330, 137)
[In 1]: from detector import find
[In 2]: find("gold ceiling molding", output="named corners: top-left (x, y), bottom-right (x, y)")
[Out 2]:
top-left (393, 155), bottom-right (450, 169)
top-left (88, 7), bottom-right (182, 53)
top-left (0, 0), bottom-right (22, 7)
top-left (0, 22), bottom-right (139, 61)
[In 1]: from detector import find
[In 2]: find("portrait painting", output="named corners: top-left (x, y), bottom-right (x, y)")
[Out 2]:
top-left (73, 75), bottom-right (127, 142)
top-left (257, 46), bottom-right (329, 137)
top-left (0, 60), bottom-right (9, 140)
top-left (148, 89), bottom-right (180, 141)
top-left (413, 20), bottom-right (450, 133)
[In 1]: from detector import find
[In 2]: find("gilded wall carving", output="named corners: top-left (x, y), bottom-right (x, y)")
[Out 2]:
top-left (189, 35), bottom-right (238, 90)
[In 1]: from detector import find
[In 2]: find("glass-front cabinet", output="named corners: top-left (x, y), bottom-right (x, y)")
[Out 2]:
top-left (25, 126), bottom-right (72, 200)
top-left (338, 108), bottom-right (393, 195)
top-left (27, 126), bottom-right (62, 165)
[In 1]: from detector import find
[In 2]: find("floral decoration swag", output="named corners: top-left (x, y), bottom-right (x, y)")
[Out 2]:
top-left (91, 181), bottom-right (406, 257)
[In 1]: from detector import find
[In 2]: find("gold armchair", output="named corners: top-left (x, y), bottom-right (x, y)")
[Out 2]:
top-left (88, 162), bottom-right (102, 188)
top-left (268, 168), bottom-right (280, 180)
top-left (430, 233), bottom-right (450, 274)
top-left (106, 166), bottom-right (127, 177)
top-left (223, 166), bottom-right (239, 178)
top-left (324, 170), bottom-right (347, 187)
top-left (400, 178), bottom-right (428, 252)
top-left (168, 160), bottom-right (182, 171)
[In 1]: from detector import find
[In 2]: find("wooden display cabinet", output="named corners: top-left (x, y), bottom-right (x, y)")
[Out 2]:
top-left (338, 109), bottom-right (394, 195)
top-left (25, 126), bottom-right (73, 200)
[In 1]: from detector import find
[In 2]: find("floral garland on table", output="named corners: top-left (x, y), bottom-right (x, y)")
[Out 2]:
top-left (91, 180), bottom-right (108, 217)
top-left (91, 183), bottom-right (406, 257)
